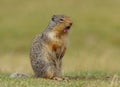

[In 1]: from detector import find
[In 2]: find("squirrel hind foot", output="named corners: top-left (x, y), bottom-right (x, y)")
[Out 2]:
top-left (52, 76), bottom-right (69, 81)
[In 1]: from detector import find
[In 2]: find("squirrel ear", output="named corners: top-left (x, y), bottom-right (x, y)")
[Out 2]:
top-left (52, 15), bottom-right (56, 17)
top-left (52, 15), bottom-right (56, 21)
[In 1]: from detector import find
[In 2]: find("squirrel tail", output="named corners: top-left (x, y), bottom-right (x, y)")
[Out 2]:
top-left (10, 72), bottom-right (30, 78)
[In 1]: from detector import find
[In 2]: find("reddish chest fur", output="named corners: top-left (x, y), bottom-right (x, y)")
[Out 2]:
top-left (47, 31), bottom-right (68, 59)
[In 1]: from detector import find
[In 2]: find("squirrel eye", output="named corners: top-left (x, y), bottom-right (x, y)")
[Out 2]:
top-left (60, 18), bottom-right (64, 22)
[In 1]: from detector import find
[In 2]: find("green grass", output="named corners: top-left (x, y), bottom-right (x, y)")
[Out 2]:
top-left (0, 0), bottom-right (120, 72)
top-left (0, 72), bottom-right (120, 87)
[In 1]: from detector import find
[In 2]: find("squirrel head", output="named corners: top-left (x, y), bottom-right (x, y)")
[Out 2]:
top-left (49, 15), bottom-right (73, 34)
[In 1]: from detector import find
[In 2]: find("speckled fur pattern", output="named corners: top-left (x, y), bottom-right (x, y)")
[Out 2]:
top-left (30, 15), bottom-right (72, 80)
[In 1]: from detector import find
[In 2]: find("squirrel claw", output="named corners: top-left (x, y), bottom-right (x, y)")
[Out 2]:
top-left (52, 77), bottom-right (69, 81)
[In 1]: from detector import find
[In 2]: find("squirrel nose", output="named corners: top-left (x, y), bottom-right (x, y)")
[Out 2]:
top-left (69, 22), bottom-right (72, 27)
top-left (70, 23), bottom-right (72, 26)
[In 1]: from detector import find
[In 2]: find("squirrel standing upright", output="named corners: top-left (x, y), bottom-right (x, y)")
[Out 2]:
top-left (10, 15), bottom-right (73, 80)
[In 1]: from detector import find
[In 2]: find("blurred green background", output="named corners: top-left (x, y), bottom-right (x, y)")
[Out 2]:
top-left (0, 0), bottom-right (120, 74)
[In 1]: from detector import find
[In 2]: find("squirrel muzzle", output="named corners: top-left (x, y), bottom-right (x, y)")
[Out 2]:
top-left (64, 20), bottom-right (72, 32)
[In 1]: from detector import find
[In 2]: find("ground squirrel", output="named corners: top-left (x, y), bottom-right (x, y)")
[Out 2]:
top-left (10, 15), bottom-right (72, 80)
